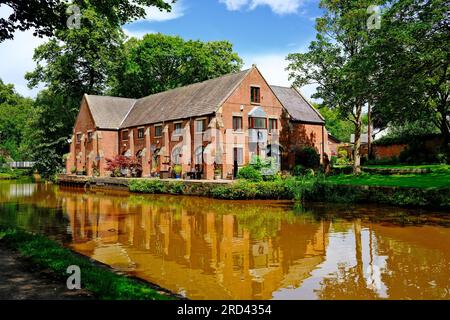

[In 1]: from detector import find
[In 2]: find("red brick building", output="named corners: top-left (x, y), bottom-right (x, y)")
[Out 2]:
top-left (66, 66), bottom-right (329, 179)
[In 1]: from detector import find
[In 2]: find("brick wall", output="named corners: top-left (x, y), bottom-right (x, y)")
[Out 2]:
top-left (280, 120), bottom-right (328, 170)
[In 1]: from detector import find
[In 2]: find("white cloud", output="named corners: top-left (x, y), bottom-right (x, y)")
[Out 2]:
top-left (242, 48), bottom-right (317, 101)
top-left (219, 0), bottom-right (304, 15)
top-left (144, 0), bottom-right (186, 22)
top-left (123, 28), bottom-right (156, 39)
top-left (0, 30), bottom-right (46, 97)
top-left (219, 0), bottom-right (248, 11)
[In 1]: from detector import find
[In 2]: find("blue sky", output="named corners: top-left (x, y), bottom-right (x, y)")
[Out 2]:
top-left (0, 0), bottom-right (322, 98)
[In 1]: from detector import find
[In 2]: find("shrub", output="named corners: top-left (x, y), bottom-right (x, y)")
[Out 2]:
top-left (211, 181), bottom-right (258, 199)
top-left (293, 165), bottom-right (306, 176)
top-left (237, 165), bottom-right (262, 182)
top-left (129, 179), bottom-right (165, 193)
top-left (105, 155), bottom-right (142, 177)
top-left (165, 181), bottom-right (185, 194)
top-left (294, 146), bottom-right (320, 169)
top-left (330, 156), bottom-right (338, 167)
top-left (70, 166), bottom-right (77, 174)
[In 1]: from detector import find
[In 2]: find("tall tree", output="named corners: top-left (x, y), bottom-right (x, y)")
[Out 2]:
top-left (0, 79), bottom-right (36, 161)
top-left (25, 5), bottom-right (126, 176)
top-left (0, 0), bottom-right (172, 42)
top-left (367, 0), bottom-right (449, 152)
top-left (109, 33), bottom-right (243, 98)
top-left (287, 0), bottom-right (384, 173)
top-left (316, 103), bottom-right (352, 143)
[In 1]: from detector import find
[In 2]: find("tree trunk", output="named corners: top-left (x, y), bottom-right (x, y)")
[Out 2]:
top-left (353, 105), bottom-right (363, 174)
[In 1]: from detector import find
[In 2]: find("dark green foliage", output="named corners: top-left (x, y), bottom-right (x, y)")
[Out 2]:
top-left (398, 140), bottom-right (445, 165)
top-left (165, 181), bottom-right (185, 195)
top-left (0, 79), bottom-right (36, 161)
top-left (294, 146), bottom-right (320, 169)
top-left (366, 0), bottom-right (449, 145)
top-left (293, 165), bottom-right (306, 176)
top-left (363, 157), bottom-right (400, 166)
top-left (305, 181), bottom-right (449, 210)
top-left (374, 133), bottom-right (442, 146)
top-left (0, 227), bottom-right (173, 300)
top-left (110, 34), bottom-right (243, 98)
top-left (0, 0), bottom-right (171, 42)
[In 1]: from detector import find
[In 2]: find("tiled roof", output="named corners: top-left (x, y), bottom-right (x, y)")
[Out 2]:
top-left (120, 69), bottom-right (251, 128)
top-left (83, 69), bottom-right (326, 130)
top-left (84, 95), bottom-right (136, 130)
top-left (270, 85), bottom-right (324, 124)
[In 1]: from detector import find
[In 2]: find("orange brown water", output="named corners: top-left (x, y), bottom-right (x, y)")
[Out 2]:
top-left (1, 181), bottom-right (449, 300)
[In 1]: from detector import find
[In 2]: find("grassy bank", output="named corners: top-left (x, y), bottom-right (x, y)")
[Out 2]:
top-left (304, 181), bottom-right (449, 209)
top-left (129, 177), bottom-right (314, 201)
top-left (0, 227), bottom-right (175, 300)
top-left (129, 174), bottom-right (450, 209)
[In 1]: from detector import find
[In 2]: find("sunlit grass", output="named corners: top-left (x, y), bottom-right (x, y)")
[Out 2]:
top-left (363, 164), bottom-right (449, 172)
top-left (327, 171), bottom-right (450, 189)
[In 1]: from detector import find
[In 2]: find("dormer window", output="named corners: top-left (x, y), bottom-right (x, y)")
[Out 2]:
top-left (250, 86), bottom-right (261, 104)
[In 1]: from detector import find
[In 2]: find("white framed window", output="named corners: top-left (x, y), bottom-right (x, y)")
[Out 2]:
top-left (196, 118), bottom-right (206, 133)
top-left (154, 124), bottom-right (162, 137)
top-left (174, 122), bottom-right (183, 135)
top-left (137, 127), bottom-right (145, 139)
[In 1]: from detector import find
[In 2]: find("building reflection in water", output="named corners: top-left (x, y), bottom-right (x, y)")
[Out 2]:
top-left (1, 181), bottom-right (449, 300)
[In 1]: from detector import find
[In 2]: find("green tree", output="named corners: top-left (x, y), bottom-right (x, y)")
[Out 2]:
top-left (25, 5), bottom-right (126, 177)
top-left (287, 0), bottom-right (385, 173)
top-left (109, 33), bottom-right (243, 98)
top-left (315, 103), bottom-right (355, 142)
top-left (366, 0), bottom-right (449, 151)
top-left (0, 79), bottom-right (36, 161)
top-left (0, 0), bottom-right (171, 42)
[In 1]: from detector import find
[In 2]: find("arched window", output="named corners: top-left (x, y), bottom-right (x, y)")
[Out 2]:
top-left (194, 146), bottom-right (204, 165)
top-left (171, 147), bottom-right (182, 165)
top-left (267, 144), bottom-right (283, 165)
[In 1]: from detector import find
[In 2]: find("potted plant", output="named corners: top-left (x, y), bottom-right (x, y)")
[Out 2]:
top-left (214, 168), bottom-right (222, 180)
top-left (173, 164), bottom-right (182, 179)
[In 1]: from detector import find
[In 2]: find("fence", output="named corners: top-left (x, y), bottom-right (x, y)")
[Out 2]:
top-left (8, 161), bottom-right (35, 169)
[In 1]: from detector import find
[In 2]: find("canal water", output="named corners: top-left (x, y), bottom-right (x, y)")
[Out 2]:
top-left (0, 180), bottom-right (449, 300)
